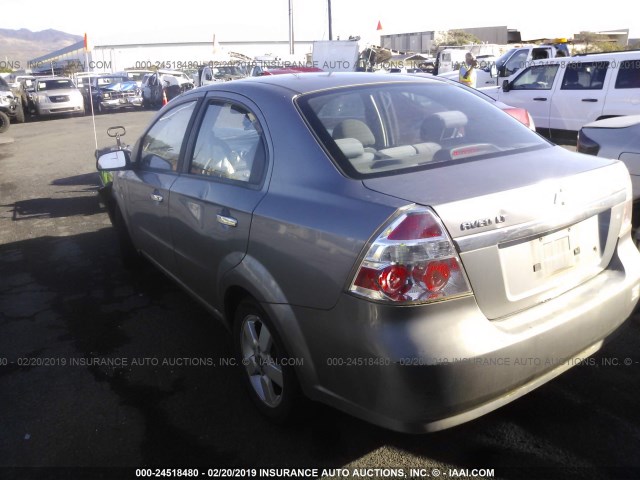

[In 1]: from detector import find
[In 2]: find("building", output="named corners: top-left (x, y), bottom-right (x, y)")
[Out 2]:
top-left (27, 34), bottom-right (316, 75)
top-left (380, 31), bottom-right (436, 54)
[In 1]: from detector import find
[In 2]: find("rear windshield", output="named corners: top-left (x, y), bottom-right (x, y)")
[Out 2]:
top-left (296, 82), bottom-right (548, 178)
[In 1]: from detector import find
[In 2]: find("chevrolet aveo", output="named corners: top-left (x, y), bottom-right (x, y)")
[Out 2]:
top-left (97, 73), bottom-right (640, 433)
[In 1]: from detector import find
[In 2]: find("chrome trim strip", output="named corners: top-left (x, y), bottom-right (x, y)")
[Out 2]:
top-left (455, 189), bottom-right (626, 252)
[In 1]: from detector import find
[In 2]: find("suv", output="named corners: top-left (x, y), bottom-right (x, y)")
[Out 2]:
top-left (480, 50), bottom-right (640, 140)
top-left (31, 77), bottom-right (85, 117)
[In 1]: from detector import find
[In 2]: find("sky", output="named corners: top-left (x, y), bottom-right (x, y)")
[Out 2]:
top-left (1, 0), bottom-right (638, 46)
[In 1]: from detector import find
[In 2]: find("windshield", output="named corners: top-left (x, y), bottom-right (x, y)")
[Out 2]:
top-left (0, 77), bottom-right (9, 90)
top-left (297, 82), bottom-right (548, 178)
top-left (495, 48), bottom-right (519, 69)
top-left (38, 79), bottom-right (75, 90)
top-left (104, 81), bottom-right (138, 91)
top-left (97, 77), bottom-right (128, 86)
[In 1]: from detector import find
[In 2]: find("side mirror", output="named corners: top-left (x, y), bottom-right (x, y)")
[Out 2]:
top-left (490, 64), bottom-right (497, 78)
top-left (96, 150), bottom-right (130, 171)
top-left (502, 80), bottom-right (511, 92)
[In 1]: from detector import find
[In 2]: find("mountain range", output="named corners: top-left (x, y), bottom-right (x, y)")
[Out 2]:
top-left (0, 28), bottom-right (82, 70)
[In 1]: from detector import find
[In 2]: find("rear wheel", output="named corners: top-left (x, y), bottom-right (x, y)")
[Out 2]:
top-left (0, 111), bottom-right (9, 133)
top-left (233, 298), bottom-right (301, 422)
top-left (14, 104), bottom-right (25, 123)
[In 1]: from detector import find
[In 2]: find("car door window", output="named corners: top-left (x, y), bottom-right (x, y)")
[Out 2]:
top-left (140, 101), bottom-right (197, 171)
top-left (189, 102), bottom-right (266, 184)
top-left (512, 64), bottom-right (559, 90)
top-left (561, 62), bottom-right (609, 90)
top-left (615, 60), bottom-right (640, 89)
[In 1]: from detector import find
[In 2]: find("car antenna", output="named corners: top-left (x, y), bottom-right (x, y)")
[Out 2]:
top-left (84, 33), bottom-right (98, 151)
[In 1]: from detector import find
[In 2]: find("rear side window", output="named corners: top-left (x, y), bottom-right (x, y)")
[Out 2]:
top-left (297, 83), bottom-right (548, 178)
top-left (189, 102), bottom-right (266, 184)
top-left (615, 60), bottom-right (640, 89)
top-left (561, 62), bottom-right (609, 90)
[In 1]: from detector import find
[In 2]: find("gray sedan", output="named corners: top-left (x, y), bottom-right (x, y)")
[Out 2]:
top-left (97, 73), bottom-right (640, 433)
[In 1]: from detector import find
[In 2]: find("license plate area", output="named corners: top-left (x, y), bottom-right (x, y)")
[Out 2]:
top-left (498, 215), bottom-right (602, 301)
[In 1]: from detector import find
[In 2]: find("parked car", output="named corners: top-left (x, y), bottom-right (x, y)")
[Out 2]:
top-left (249, 65), bottom-right (323, 76)
top-left (30, 77), bottom-right (84, 117)
top-left (195, 65), bottom-right (246, 86)
top-left (97, 72), bottom-right (640, 433)
top-left (115, 70), bottom-right (153, 87)
top-left (8, 75), bottom-right (34, 121)
top-left (79, 75), bottom-right (143, 113)
top-left (480, 51), bottom-right (640, 142)
top-left (0, 76), bottom-right (23, 130)
top-left (141, 70), bottom-right (195, 108)
top-left (578, 115), bottom-right (640, 238)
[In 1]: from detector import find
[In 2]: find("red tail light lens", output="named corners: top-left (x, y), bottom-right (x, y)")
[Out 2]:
top-left (350, 207), bottom-right (472, 304)
top-left (502, 107), bottom-right (530, 127)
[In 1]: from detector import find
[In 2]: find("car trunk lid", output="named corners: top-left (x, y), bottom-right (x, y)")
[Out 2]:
top-left (362, 146), bottom-right (629, 319)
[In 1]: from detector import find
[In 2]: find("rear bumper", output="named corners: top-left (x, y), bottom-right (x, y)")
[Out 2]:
top-left (267, 234), bottom-right (640, 433)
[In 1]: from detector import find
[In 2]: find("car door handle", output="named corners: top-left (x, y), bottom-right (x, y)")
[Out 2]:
top-left (582, 98), bottom-right (598, 102)
top-left (533, 97), bottom-right (547, 101)
top-left (150, 193), bottom-right (163, 202)
top-left (217, 214), bottom-right (238, 227)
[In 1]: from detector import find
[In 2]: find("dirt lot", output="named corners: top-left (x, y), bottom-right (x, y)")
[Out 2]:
top-left (1, 112), bottom-right (640, 480)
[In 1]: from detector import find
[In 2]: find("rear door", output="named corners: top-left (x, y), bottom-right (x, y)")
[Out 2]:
top-left (549, 60), bottom-right (609, 131)
top-left (603, 58), bottom-right (640, 116)
top-left (169, 94), bottom-right (270, 307)
top-left (122, 99), bottom-right (199, 271)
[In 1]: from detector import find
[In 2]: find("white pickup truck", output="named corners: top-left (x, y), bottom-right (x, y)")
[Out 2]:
top-left (479, 51), bottom-right (640, 141)
top-left (438, 43), bottom-right (570, 87)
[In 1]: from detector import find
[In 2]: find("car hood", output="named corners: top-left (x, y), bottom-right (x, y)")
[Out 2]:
top-left (39, 88), bottom-right (80, 96)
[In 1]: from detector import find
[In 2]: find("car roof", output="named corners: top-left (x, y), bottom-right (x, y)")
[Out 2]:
top-left (194, 72), bottom-right (444, 96)
top-left (530, 50), bottom-right (640, 65)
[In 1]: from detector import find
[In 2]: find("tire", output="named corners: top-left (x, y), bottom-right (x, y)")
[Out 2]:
top-left (113, 207), bottom-right (141, 268)
top-left (233, 298), bottom-right (301, 423)
top-left (0, 111), bottom-right (9, 133)
top-left (14, 103), bottom-right (25, 123)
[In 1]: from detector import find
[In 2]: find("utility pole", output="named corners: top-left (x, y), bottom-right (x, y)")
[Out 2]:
top-left (289, 0), bottom-right (295, 54)
top-left (328, 0), bottom-right (333, 40)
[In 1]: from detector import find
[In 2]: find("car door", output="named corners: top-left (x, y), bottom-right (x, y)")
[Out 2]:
top-left (500, 63), bottom-right (561, 130)
top-left (604, 58), bottom-right (640, 116)
top-left (549, 61), bottom-right (609, 132)
top-left (121, 99), bottom-right (199, 271)
top-left (169, 94), bottom-right (270, 308)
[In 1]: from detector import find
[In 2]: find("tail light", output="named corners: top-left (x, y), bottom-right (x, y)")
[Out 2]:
top-left (349, 206), bottom-right (472, 304)
top-left (576, 130), bottom-right (601, 156)
top-left (502, 107), bottom-right (536, 131)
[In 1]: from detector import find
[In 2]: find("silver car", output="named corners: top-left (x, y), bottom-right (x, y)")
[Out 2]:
top-left (31, 77), bottom-right (85, 116)
top-left (97, 73), bottom-right (640, 433)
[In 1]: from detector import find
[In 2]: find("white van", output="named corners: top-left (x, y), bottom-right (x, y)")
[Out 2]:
top-left (480, 51), bottom-right (640, 139)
